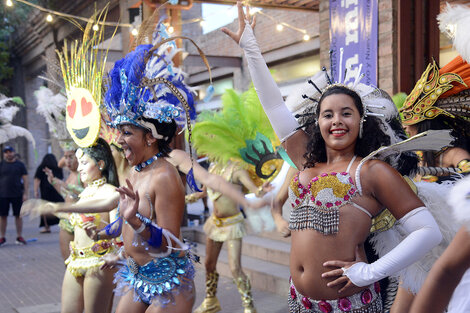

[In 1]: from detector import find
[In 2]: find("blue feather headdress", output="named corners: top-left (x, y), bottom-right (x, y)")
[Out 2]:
top-left (104, 22), bottom-right (212, 191)
top-left (104, 28), bottom-right (197, 139)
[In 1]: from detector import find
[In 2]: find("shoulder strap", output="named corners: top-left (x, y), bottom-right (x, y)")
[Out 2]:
top-left (346, 155), bottom-right (357, 173)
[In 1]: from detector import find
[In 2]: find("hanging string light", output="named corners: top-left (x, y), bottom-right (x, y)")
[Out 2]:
top-left (5, 0), bottom-right (313, 41)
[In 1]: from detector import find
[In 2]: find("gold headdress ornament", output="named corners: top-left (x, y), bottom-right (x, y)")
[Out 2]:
top-left (400, 59), bottom-right (467, 126)
top-left (56, 6), bottom-right (117, 148)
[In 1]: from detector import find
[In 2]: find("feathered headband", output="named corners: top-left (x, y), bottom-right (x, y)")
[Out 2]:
top-left (285, 48), bottom-right (403, 143)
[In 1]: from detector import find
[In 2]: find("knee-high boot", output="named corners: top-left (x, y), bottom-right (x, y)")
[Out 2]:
top-left (194, 271), bottom-right (221, 313)
top-left (235, 276), bottom-right (257, 313)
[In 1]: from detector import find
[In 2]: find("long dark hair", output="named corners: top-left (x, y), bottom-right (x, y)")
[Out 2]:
top-left (38, 154), bottom-right (60, 172)
top-left (82, 138), bottom-right (119, 187)
top-left (303, 85), bottom-right (392, 168)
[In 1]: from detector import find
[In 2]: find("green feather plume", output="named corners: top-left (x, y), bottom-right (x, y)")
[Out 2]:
top-left (192, 86), bottom-right (278, 167)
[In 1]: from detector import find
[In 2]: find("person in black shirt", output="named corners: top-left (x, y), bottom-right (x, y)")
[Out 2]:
top-left (34, 153), bottom-right (63, 233)
top-left (0, 146), bottom-right (28, 245)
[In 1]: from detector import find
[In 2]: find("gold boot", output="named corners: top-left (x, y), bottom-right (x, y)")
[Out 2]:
top-left (194, 271), bottom-right (221, 313)
top-left (235, 276), bottom-right (257, 313)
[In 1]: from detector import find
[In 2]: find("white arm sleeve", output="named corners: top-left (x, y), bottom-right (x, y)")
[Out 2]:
top-left (239, 24), bottom-right (299, 142)
top-left (343, 207), bottom-right (443, 287)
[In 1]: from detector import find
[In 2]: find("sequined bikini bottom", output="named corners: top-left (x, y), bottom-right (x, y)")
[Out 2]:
top-left (288, 278), bottom-right (383, 313)
top-left (114, 253), bottom-right (195, 307)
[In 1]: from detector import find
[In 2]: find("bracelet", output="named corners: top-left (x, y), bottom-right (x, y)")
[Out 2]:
top-left (51, 179), bottom-right (56, 186)
top-left (134, 222), bottom-right (146, 234)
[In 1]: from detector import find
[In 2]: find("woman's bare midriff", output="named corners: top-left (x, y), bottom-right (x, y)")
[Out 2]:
top-left (290, 206), bottom-right (372, 300)
top-left (213, 194), bottom-right (241, 218)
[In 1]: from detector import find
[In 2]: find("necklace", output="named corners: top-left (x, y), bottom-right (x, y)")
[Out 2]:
top-left (79, 177), bottom-right (107, 199)
top-left (134, 152), bottom-right (163, 172)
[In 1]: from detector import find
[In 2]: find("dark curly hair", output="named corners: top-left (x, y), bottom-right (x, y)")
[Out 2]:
top-left (303, 85), bottom-right (392, 168)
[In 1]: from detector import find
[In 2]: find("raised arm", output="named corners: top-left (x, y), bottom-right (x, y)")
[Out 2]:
top-left (222, 2), bottom-right (308, 169)
top-left (168, 149), bottom-right (252, 208)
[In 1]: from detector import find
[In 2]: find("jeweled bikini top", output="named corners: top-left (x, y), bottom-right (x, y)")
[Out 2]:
top-left (288, 155), bottom-right (371, 235)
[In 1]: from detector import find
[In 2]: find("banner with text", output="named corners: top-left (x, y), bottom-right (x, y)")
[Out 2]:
top-left (329, 0), bottom-right (378, 86)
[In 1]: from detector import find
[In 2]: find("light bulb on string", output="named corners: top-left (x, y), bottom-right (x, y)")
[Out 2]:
top-left (168, 26), bottom-right (174, 34)
top-left (276, 24), bottom-right (283, 31)
top-left (303, 34), bottom-right (310, 41)
top-left (6, 0), bottom-right (13, 7)
top-left (131, 28), bottom-right (138, 36)
top-left (46, 14), bottom-right (53, 22)
top-left (92, 24), bottom-right (99, 32)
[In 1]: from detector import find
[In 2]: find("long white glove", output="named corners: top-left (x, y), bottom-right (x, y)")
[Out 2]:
top-left (343, 207), bottom-right (443, 287)
top-left (239, 24), bottom-right (299, 142)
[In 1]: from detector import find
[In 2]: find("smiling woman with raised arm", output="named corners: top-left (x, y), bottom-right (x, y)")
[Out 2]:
top-left (220, 3), bottom-right (443, 312)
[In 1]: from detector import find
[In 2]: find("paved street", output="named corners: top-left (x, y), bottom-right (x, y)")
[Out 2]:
top-left (0, 215), bottom-right (288, 313)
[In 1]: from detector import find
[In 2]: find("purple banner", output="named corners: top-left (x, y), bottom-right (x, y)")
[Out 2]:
top-left (329, 0), bottom-right (378, 86)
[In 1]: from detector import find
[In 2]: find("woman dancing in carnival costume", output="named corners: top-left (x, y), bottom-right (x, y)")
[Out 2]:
top-left (190, 85), bottom-right (283, 313)
top-left (219, 3), bottom-right (452, 312)
top-left (34, 87), bottom-right (84, 260)
top-left (99, 14), bottom-right (221, 311)
top-left (22, 12), bottom-right (122, 312)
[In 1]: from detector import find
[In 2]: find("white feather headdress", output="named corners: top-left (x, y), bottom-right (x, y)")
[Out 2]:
top-left (0, 94), bottom-right (35, 148)
top-left (438, 3), bottom-right (470, 63)
top-left (34, 87), bottom-right (74, 150)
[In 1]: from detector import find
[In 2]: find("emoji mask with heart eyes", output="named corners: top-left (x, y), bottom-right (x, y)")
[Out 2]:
top-left (66, 87), bottom-right (101, 148)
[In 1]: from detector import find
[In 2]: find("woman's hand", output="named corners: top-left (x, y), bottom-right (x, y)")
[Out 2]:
top-left (83, 222), bottom-right (98, 240)
top-left (20, 199), bottom-right (58, 219)
top-left (43, 167), bottom-right (55, 184)
top-left (116, 179), bottom-right (140, 222)
top-left (273, 214), bottom-right (291, 237)
top-left (221, 1), bottom-right (256, 44)
top-left (100, 252), bottom-right (121, 270)
top-left (322, 246), bottom-right (365, 294)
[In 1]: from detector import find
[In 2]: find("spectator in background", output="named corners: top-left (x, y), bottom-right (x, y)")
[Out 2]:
top-left (0, 146), bottom-right (28, 245)
top-left (34, 153), bottom-right (63, 233)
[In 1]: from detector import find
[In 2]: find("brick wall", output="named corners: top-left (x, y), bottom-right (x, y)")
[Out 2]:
top-left (182, 3), bottom-right (319, 89)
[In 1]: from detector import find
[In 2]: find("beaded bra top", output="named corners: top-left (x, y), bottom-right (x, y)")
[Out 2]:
top-left (288, 156), bottom-right (366, 235)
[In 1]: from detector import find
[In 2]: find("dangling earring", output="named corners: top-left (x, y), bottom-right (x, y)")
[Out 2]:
top-left (147, 142), bottom-right (151, 146)
top-left (359, 117), bottom-right (364, 139)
